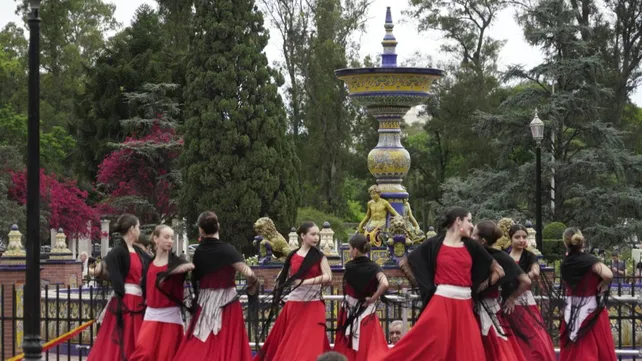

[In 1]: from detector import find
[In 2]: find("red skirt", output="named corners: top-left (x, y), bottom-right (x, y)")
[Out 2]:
top-left (254, 300), bottom-right (331, 361)
top-left (173, 301), bottom-right (252, 361)
top-left (88, 294), bottom-right (144, 361)
top-left (129, 321), bottom-right (183, 361)
top-left (334, 307), bottom-right (389, 361)
top-left (513, 305), bottom-right (556, 361)
top-left (559, 308), bottom-right (616, 361)
top-left (373, 295), bottom-right (486, 361)
top-left (482, 326), bottom-right (528, 361)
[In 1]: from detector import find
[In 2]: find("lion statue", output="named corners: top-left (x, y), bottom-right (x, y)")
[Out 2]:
top-left (494, 217), bottom-right (515, 250)
top-left (253, 217), bottom-right (291, 262)
top-left (386, 216), bottom-right (413, 246)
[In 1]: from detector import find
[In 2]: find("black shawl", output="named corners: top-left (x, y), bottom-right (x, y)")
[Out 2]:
top-left (191, 237), bottom-right (244, 301)
top-left (516, 249), bottom-right (538, 273)
top-left (343, 256), bottom-right (382, 299)
top-left (560, 251), bottom-right (606, 343)
top-left (337, 256), bottom-right (383, 344)
top-left (486, 248), bottom-right (524, 301)
top-left (407, 234), bottom-right (494, 311)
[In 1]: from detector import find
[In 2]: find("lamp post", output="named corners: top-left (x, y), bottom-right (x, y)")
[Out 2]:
top-left (530, 110), bottom-right (545, 252)
top-left (24, 0), bottom-right (42, 360)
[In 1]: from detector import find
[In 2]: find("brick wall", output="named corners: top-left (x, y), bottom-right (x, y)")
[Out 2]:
top-left (41, 261), bottom-right (82, 288)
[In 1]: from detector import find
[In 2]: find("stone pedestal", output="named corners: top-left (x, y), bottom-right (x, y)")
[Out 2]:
top-left (50, 228), bottom-right (74, 261)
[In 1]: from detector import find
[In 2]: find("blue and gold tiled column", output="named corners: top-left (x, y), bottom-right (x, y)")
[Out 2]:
top-left (336, 7), bottom-right (442, 217)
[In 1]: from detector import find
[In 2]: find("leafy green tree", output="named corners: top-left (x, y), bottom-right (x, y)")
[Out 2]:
top-left (180, 0), bottom-right (300, 247)
top-left (16, 0), bottom-right (120, 130)
top-left (74, 5), bottom-right (172, 181)
top-left (0, 107), bottom-right (76, 173)
top-left (441, 0), bottom-right (642, 246)
top-left (0, 145), bottom-right (25, 233)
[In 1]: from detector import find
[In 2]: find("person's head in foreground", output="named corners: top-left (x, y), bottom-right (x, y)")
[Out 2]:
top-left (317, 351), bottom-right (348, 361)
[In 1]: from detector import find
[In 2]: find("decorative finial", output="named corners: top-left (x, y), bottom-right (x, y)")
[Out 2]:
top-left (323, 221), bottom-right (331, 229)
top-left (11, 224), bottom-right (18, 231)
top-left (381, 7), bottom-right (398, 67)
top-left (57, 227), bottom-right (63, 233)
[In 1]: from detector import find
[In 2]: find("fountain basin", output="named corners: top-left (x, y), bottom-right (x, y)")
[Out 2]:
top-left (335, 67), bottom-right (443, 108)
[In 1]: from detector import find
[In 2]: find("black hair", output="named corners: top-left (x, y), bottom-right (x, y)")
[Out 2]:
top-left (349, 233), bottom-right (371, 254)
top-left (197, 211), bottom-right (219, 235)
top-left (476, 220), bottom-right (503, 246)
top-left (113, 214), bottom-right (139, 235)
top-left (508, 224), bottom-right (528, 239)
top-left (438, 207), bottom-right (470, 230)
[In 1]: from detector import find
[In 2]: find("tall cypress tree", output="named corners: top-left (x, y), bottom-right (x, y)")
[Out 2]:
top-left (180, 0), bottom-right (300, 247)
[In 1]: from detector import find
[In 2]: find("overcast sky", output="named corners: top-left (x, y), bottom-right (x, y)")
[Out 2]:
top-left (2, 0), bottom-right (640, 109)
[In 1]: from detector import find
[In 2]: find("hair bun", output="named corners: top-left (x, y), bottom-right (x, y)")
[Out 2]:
top-left (570, 233), bottom-right (584, 246)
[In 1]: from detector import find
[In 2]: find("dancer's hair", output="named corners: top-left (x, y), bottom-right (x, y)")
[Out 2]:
top-left (349, 233), bottom-right (371, 254)
top-left (197, 211), bottom-right (219, 235)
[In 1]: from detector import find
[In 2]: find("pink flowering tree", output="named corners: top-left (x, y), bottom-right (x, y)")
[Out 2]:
top-left (9, 169), bottom-right (100, 238)
top-left (96, 83), bottom-right (182, 226)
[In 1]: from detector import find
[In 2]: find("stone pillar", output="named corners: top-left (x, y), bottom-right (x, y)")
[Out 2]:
top-left (78, 221), bottom-right (92, 258)
top-left (181, 219), bottom-right (189, 256)
top-left (100, 219), bottom-right (110, 257)
top-left (172, 219), bottom-right (180, 254)
top-left (50, 228), bottom-right (56, 248)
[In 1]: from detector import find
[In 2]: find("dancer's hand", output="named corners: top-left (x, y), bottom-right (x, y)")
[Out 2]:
top-left (364, 296), bottom-right (376, 305)
top-left (503, 298), bottom-right (516, 314)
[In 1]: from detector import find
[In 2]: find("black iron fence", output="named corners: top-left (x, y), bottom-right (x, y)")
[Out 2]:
top-left (1, 277), bottom-right (642, 360)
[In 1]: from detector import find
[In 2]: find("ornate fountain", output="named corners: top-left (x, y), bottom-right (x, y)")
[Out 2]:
top-left (335, 7), bottom-right (443, 261)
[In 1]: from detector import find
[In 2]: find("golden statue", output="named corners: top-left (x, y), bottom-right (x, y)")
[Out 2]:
top-left (253, 217), bottom-right (291, 261)
top-left (494, 217), bottom-right (514, 250)
top-left (358, 185), bottom-right (400, 247)
top-left (402, 200), bottom-right (426, 244)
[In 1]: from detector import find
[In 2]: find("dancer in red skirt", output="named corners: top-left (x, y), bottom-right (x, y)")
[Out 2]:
top-left (254, 221), bottom-right (332, 361)
top-left (88, 214), bottom-right (151, 361)
top-left (559, 227), bottom-right (616, 361)
top-left (472, 221), bottom-right (531, 361)
top-left (173, 211), bottom-right (258, 361)
top-left (508, 224), bottom-right (556, 361)
top-left (130, 225), bottom-right (195, 361)
top-left (334, 234), bottom-right (389, 361)
top-left (374, 207), bottom-right (504, 361)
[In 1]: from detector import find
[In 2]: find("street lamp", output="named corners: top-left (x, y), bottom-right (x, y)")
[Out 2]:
top-left (530, 109), bottom-right (545, 252)
top-left (24, 0), bottom-right (42, 360)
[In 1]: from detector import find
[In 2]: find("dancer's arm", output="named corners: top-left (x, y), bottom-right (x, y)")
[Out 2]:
top-left (489, 260), bottom-right (505, 285)
top-left (366, 272), bottom-right (389, 305)
top-left (527, 262), bottom-right (540, 280)
top-left (593, 262), bottom-right (613, 293)
top-left (233, 262), bottom-right (259, 295)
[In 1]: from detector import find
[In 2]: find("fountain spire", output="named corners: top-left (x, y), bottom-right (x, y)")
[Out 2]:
top-left (381, 7), bottom-right (398, 67)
